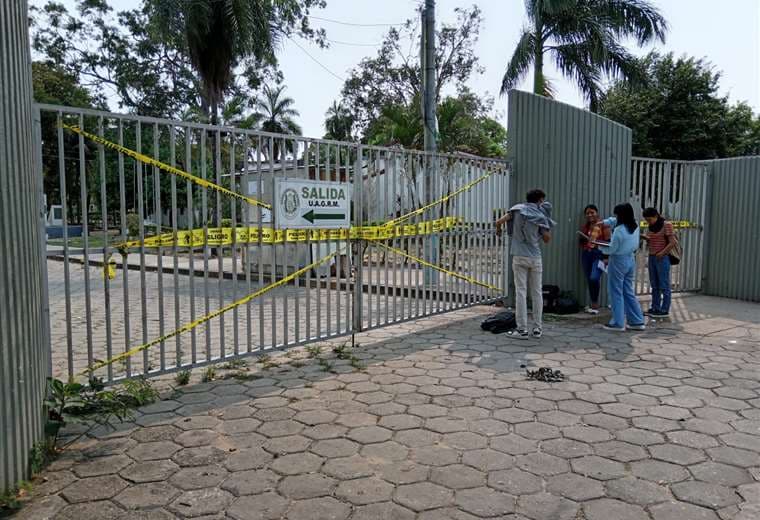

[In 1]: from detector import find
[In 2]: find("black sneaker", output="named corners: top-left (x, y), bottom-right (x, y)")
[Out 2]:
top-left (510, 329), bottom-right (530, 339)
top-left (644, 308), bottom-right (656, 316)
top-left (532, 327), bottom-right (543, 338)
top-left (650, 311), bottom-right (670, 318)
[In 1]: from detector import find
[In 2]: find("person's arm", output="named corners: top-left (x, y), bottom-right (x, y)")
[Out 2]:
top-left (495, 211), bottom-right (512, 236)
top-left (600, 228), bottom-right (622, 256)
top-left (656, 223), bottom-right (676, 258)
top-left (542, 230), bottom-right (551, 244)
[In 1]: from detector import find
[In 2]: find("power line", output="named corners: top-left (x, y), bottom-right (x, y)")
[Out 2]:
top-left (309, 15), bottom-right (406, 27)
top-left (287, 37), bottom-right (345, 82)
top-left (326, 38), bottom-right (382, 47)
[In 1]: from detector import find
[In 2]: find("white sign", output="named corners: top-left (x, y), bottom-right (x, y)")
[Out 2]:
top-left (247, 181), bottom-right (272, 223)
top-left (275, 179), bottom-right (351, 229)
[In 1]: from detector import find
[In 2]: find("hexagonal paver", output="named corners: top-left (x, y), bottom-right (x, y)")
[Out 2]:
top-left (516, 452), bottom-right (570, 476)
top-left (411, 445), bottom-right (460, 467)
top-left (336, 476), bottom-right (393, 505)
top-left (650, 501), bottom-right (720, 520)
top-left (491, 434), bottom-right (538, 455)
top-left (263, 434), bottom-right (311, 455)
top-left (220, 418), bottom-right (264, 436)
top-left (303, 424), bottom-right (349, 440)
top-left (72, 454), bottom-right (133, 477)
top-left (430, 464), bottom-right (485, 489)
top-left (336, 412), bottom-right (377, 427)
top-left (60, 475), bottom-right (129, 503)
top-left (278, 473), bottom-right (337, 499)
top-left (593, 441), bottom-right (648, 462)
top-left (224, 447), bottom-right (273, 471)
top-left (120, 460), bottom-right (180, 483)
top-left (541, 438), bottom-right (593, 459)
top-left (547, 473), bottom-right (605, 501)
top-left (455, 487), bottom-right (515, 517)
top-left (584, 498), bottom-right (649, 520)
top-left (462, 448), bottom-right (514, 472)
top-left (671, 481), bottom-right (741, 509)
top-left (707, 446), bottom-right (760, 468)
top-left (129, 441), bottom-right (182, 462)
top-left (169, 464), bottom-right (228, 491)
top-left (270, 452), bottom-right (324, 475)
top-left (55, 501), bottom-right (125, 520)
top-left (441, 432), bottom-right (487, 450)
top-left (488, 468), bottom-right (542, 495)
top-left (350, 502), bottom-right (416, 520)
top-left (650, 444), bottom-right (707, 465)
top-left (372, 461), bottom-right (429, 485)
top-left (227, 492), bottom-right (289, 520)
top-left (514, 422), bottom-right (561, 441)
top-left (571, 456), bottom-right (627, 481)
top-left (347, 425), bottom-right (394, 444)
top-left (631, 460), bottom-right (690, 483)
top-left (131, 425), bottom-right (182, 443)
top-left (606, 477), bottom-right (670, 505)
top-left (689, 461), bottom-right (753, 487)
top-left (114, 481), bottom-right (180, 509)
top-left (175, 429), bottom-right (217, 448)
top-left (322, 455), bottom-right (375, 480)
top-left (257, 419), bottom-right (303, 438)
top-left (517, 492), bottom-right (579, 520)
top-left (222, 468), bottom-right (279, 496)
top-left (563, 425), bottom-right (613, 443)
top-left (169, 488), bottom-right (233, 517)
top-left (294, 409), bottom-right (338, 426)
top-left (396, 429), bottom-right (442, 448)
top-left (286, 497), bottom-right (351, 520)
top-left (395, 482), bottom-right (454, 511)
top-left (172, 446), bottom-right (227, 467)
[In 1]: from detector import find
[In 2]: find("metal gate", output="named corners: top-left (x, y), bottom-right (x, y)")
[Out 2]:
top-left (630, 157), bottom-right (710, 295)
top-left (36, 104), bottom-right (509, 384)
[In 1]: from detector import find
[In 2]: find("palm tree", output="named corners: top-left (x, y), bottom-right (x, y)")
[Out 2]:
top-left (252, 84), bottom-right (302, 159)
top-left (501, 0), bottom-right (668, 111)
top-left (324, 101), bottom-right (355, 142)
top-left (148, 0), bottom-right (276, 124)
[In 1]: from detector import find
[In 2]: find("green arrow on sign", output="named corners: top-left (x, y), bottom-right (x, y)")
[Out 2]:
top-left (302, 209), bottom-right (345, 224)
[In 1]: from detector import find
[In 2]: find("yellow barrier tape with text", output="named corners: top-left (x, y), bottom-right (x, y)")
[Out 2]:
top-left (375, 242), bottom-right (499, 291)
top-left (639, 220), bottom-right (699, 229)
top-left (81, 249), bottom-right (340, 376)
top-left (62, 124), bottom-right (271, 210)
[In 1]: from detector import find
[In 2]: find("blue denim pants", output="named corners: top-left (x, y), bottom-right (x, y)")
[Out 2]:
top-left (581, 249), bottom-right (604, 304)
top-left (648, 255), bottom-right (672, 314)
top-left (607, 254), bottom-right (644, 328)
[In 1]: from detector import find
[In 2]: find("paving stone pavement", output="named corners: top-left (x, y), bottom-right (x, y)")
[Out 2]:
top-left (17, 294), bottom-right (760, 519)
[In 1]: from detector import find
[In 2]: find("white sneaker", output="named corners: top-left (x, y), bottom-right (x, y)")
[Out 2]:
top-left (532, 327), bottom-right (542, 338)
top-left (510, 329), bottom-right (530, 339)
top-left (602, 324), bottom-right (626, 332)
top-left (585, 307), bottom-right (600, 315)
top-left (627, 323), bottom-right (646, 331)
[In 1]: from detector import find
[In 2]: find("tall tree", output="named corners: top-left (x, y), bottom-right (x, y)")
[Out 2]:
top-left (501, 0), bottom-right (667, 111)
top-left (252, 84), bottom-right (302, 158)
top-left (146, 0), bottom-right (325, 124)
top-left (600, 52), bottom-right (760, 160)
top-left (340, 6), bottom-right (484, 134)
top-left (324, 101), bottom-right (355, 141)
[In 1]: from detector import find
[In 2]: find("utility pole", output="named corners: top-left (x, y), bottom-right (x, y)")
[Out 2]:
top-left (421, 0), bottom-right (439, 286)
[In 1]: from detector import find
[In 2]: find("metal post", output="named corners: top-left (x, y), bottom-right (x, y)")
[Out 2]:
top-left (352, 146), bottom-right (364, 333)
top-left (0, 0), bottom-right (48, 491)
top-left (421, 0), bottom-right (439, 286)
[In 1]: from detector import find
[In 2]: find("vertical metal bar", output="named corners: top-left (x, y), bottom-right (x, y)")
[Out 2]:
top-left (136, 122), bottom-right (149, 373)
top-left (153, 124), bottom-right (165, 372)
top-left (391, 151), bottom-right (398, 321)
top-left (293, 141), bottom-right (300, 343)
top-left (334, 145), bottom-right (341, 334)
top-left (384, 150), bottom-right (390, 324)
top-left (185, 128), bottom-right (197, 364)
top-left (414, 154), bottom-right (421, 317)
top-left (170, 126), bottom-right (181, 369)
top-left (117, 120), bottom-right (131, 378)
top-left (352, 146), bottom-right (364, 333)
top-left (201, 130), bottom-right (211, 362)
top-left (97, 117), bottom-right (113, 382)
top-left (269, 137), bottom-right (276, 347)
top-left (57, 114), bottom-right (74, 380)
top-left (215, 130), bottom-right (224, 359)
top-left (77, 114), bottom-right (94, 374)
top-left (344, 145), bottom-right (351, 331)
top-left (305, 144), bottom-right (312, 340)
top-left (281, 137), bottom-right (288, 346)
top-left (243, 136), bottom-right (253, 352)
top-left (324, 142), bottom-right (331, 337)
top-left (257, 135), bottom-right (264, 350)
top-left (231, 132), bottom-right (239, 356)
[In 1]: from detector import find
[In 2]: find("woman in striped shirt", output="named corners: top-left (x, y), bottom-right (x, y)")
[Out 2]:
top-left (642, 207), bottom-right (676, 317)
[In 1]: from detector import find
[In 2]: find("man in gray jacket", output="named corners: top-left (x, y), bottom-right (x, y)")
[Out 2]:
top-left (495, 189), bottom-right (554, 338)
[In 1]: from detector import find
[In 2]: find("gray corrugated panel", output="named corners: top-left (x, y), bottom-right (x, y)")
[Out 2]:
top-left (507, 90), bottom-right (632, 304)
top-left (0, 0), bottom-right (48, 492)
top-left (705, 157), bottom-right (760, 302)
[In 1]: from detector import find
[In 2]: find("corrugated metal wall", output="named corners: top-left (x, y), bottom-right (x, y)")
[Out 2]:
top-left (507, 90), bottom-right (632, 303)
top-left (1, 0), bottom-right (48, 492)
top-left (704, 157), bottom-right (760, 302)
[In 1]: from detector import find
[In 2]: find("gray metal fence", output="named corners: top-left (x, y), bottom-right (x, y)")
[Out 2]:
top-left (37, 104), bottom-right (509, 384)
top-left (630, 158), bottom-right (710, 295)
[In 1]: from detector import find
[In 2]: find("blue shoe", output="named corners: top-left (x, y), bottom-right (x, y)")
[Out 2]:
top-left (627, 323), bottom-right (647, 331)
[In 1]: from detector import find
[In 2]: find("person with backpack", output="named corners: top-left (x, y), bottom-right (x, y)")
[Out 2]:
top-left (495, 189), bottom-right (555, 339)
top-left (641, 207), bottom-right (676, 317)
top-left (595, 203), bottom-right (646, 331)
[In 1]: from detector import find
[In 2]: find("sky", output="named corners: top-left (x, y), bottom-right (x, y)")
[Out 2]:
top-left (50, 0), bottom-right (760, 138)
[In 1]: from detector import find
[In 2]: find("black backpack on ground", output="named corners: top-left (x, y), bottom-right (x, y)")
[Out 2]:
top-left (553, 291), bottom-right (581, 314)
top-left (542, 285), bottom-right (560, 312)
top-left (480, 311), bottom-right (517, 334)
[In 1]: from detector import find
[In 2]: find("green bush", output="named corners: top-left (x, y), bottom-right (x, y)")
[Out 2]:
top-left (126, 212), bottom-right (140, 238)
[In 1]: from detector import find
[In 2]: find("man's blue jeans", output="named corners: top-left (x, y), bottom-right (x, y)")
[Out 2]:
top-left (648, 255), bottom-right (672, 314)
top-left (607, 254), bottom-right (644, 328)
top-left (581, 249), bottom-right (604, 304)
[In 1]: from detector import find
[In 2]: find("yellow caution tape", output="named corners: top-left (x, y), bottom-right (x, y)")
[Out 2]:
top-left (62, 124), bottom-right (271, 210)
top-left (375, 242), bottom-right (499, 291)
top-left (103, 256), bottom-right (117, 280)
top-left (81, 249), bottom-right (340, 376)
top-left (385, 172), bottom-right (493, 227)
top-left (639, 220), bottom-right (699, 229)
top-left (114, 216), bottom-right (462, 250)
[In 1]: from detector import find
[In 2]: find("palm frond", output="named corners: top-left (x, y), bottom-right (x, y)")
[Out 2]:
top-left (501, 28), bottom-right (536, 94)
top-left (599, 0), bottom-right (668, 44)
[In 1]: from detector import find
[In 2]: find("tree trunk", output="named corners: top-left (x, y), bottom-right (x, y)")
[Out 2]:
top-left (533, 2), bottom-right (545, 96)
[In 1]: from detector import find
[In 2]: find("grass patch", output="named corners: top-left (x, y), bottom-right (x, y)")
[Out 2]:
top-left (175, 370), bottom-right (191, 386)
top-left (201, 366), bottom-right (216, 382)
top-left (306, 345), bottom-right (322, 358)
